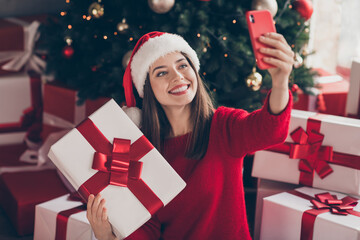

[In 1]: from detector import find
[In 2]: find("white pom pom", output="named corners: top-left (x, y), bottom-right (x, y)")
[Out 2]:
top-left (122, 106), bottom-right (142, 127)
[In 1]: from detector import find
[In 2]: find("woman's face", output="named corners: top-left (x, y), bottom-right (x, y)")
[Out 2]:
top-left (148, 52), bottom-right (198, 109)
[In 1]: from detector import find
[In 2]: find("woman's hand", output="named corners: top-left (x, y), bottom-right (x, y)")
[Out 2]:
top-left (259, 32), bottom-right (294, 87)
top-left (259, 32), bottom-right (294, 114)
top-left (87, 194), bottom-right (117, 240)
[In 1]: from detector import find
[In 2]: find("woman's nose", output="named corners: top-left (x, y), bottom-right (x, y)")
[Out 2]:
top-left (171, 69), bottom-right (184, 82)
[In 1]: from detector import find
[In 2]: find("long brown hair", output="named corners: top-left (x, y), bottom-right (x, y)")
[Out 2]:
top-left (141, 53), bottom-right (214, 160)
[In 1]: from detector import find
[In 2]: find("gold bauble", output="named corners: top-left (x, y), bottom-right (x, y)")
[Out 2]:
top-left (88, 2), bottom-right (104, 18)
top-left (293, 52), bottom-right (304, 68)
top-left (148, 0), bottom-right (175, 14)
top-left (117, 19), bottom-right (129, 33)
top-left (246, 68), bottom-right (263, 91)
top-left (251, 0), bottom-right (278, 17)
top-left (122, 50), bottom-right (133, 68)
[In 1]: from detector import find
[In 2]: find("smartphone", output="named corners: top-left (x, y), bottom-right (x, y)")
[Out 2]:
top-left (246, 10), bottom-right (276, 70)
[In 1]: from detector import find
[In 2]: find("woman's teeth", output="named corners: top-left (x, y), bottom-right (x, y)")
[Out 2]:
top-left (170, 85), bottom-right (188, 94)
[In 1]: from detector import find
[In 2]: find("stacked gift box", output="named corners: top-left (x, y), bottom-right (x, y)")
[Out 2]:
top-left (346, 59), bottom-right (360, 119)
top-left (251, 109), bottom-right (360, 239)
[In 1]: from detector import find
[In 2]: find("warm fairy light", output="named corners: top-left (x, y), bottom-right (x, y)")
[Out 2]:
top-left (203, 72), bottom-right (206, 76)
top-left (305, 28), bottom-right (309, 33)
top-left (94, 35), bottom-right (98, 38)
top-left (129, 37), bottom-right (134, 41)
top-left (232, 19), bottom-right (236, 24)
top-left (103, 35), bottom-right (108, 39)
top-left (139, 25), bottom-right (143, 29)
top-left (222, 36), bottom-right (227, 41)
top-left (297, 22), bottom-right (301, 26)
top-left (273, 20), bottom-right (276, 25)
top-left (82, 15), bottom-right (87, 19)
top-left (213, 88), bottom-right (216, 92)
top-left (224, 53), bottom-right (228, 58)
top-left (114, 32), bottom-right (118, 35)
top-left (86, 16), bottom-right (91, 20)
top-left (66, 0), bottom-right (70, 3)
top-left (291, 44), bottom-right (295, 48)
top-left (203, 47), bottom-right (207, 52)
top-left (68, 25), bottom-right (72, 29)
top-left (289, 4), bottom-right (292, 9)
top-left (197, 33), bottom-right (201, 38)
top-left (60, 12), bottom-right (66, 16)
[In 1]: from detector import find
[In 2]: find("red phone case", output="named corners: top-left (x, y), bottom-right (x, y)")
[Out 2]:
top-left (246, 10), bottom-right (276, 70)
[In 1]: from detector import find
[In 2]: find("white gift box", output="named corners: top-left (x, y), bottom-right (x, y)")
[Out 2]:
top-left (34, 194), bottom-right (96, 240)
top-left (48, 99), bottom-right (186, 239)
top-left (252, 109), bottom-right (360, 196)
top-left (260, 187), bottom-right (360, 240)
top-left (253, 179), bottom-right (298, 240)
top-left (346, 59), bottom-right (360, 117)
top-left (0, 73), bottom-right (39, 145)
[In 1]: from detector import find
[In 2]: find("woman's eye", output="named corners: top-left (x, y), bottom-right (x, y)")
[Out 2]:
top-left (179, 64), bottom-right (188, 69)
top-left (157, 71), bottom-right (167, 77)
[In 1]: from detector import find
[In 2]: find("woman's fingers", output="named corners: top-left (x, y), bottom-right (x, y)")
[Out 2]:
top-left (87, 194), bottom-right (95, 220)
top-left (259, 33), bottom-right (294, 58)
top-left (97, 198), bottom-right (106, 220)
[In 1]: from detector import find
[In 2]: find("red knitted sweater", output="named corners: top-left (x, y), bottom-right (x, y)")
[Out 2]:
top-left (126, 92), bottom-right (292, 240)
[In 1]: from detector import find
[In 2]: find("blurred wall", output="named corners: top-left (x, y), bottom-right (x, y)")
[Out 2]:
top-left (0, 0), bottom-right (66, 17)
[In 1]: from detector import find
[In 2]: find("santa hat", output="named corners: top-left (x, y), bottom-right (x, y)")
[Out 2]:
top-left (122, 31), bottom-right (200, 126)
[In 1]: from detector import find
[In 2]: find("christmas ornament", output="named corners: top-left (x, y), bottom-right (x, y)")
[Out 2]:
top-left (293, 0), bottom-right (313, 20)
top-left (122, 50), bottom-right (133, 68)
top-left (117, 18), bottom-right (129, 33)
top-left (64, 36), bottom-right (73, 46)
top-left (252, 0), bottom-right (278, 17)
top-left (88, 1), bottom-right (104, 18)
top-left (62, 45), bottom-right (74, 59)
top-left (293, 52), bottom-right (303, 68)
top-left (148, 0), bottom-right (175, 14)
top-left (246, 67), bottom-right (262, 91)
top-left (291, 83), bottom-right (299, 92)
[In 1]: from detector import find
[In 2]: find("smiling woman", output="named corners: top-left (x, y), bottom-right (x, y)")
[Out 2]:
top-left (86, 31), bottom-right (294, 240)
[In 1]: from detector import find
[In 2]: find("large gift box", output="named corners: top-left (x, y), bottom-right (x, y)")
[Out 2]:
top-left (253, 179), bottom-right (298, 240)
top-left (346, 59), bottom-right (360, 118)
top-left (252, 109), bottom-right (360, 196)
top-left (0, 73), bottom-right (42, 145)
top-left (0, 15), bottom-right (47, 75)
top-left (260, 187), bottom-right (360, 240)
top-left (0, 169), bottom-right (68, 235)
top-left (34, 194), bottom-right (95, 240)
top-left (48, 99), bottom-right (186, 239)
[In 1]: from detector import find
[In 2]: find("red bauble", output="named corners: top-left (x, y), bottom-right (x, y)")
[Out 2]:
top-left (291, 83), bottom-right (299, 92)
top-left (62, 45), bottom-right (74, 59)
top-left (293, 0), bottom-right (313, 20)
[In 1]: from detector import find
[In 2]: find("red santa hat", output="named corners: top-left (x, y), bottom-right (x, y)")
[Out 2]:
top-left (122, 31), bottom-right (200, 126)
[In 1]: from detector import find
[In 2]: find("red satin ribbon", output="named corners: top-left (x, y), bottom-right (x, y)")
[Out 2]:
top-left (55, 204), bottom-right (87, 240)
top-left (288, 190), bottom-right (360, 240)
top-left (269, 116), bottom-right (360, 186)
top-left (76, 118), bottom-right (164, 215)
top-left (0, 76), bottom-right (41, 132)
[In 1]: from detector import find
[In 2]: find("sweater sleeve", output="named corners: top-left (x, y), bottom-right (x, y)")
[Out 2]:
top-left (123, 215), bottom-right (161, 240)
top-left (214, 90), bottom-right (292, 157)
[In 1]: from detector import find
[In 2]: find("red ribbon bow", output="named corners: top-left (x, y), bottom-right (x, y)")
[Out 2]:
top-left (289, 190), bottom-right (360, 240)
top-left (92, 138), bottom-right (143, 187)
top-left (289, 122), bottom-right (333, 186)
top-left (311, 192), bottom-right (359, 215)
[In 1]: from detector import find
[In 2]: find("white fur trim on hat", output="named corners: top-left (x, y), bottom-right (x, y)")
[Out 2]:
top-left (122, 106), bottom-right (142, 127)
top-left (131, 33), bottom-right (200, 98)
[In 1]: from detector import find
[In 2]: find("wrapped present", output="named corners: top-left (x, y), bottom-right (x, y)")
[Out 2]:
top-left (0, 73), bottom-right (42, 145)
top-left (346, 59), bottom-right (360, 118)
top-left (253, 179), bottom-right (298, 240)
top-left (0, 169), bottom-right (68, 235)
top-left (48, 99), bottom-right (186, 239)
top-left (42, 83), bottom-right (110, 140)
top-left (34, 194), bottom-right (96, 240)
top-left (260, 187), bottom-right (360, 240)
top-left (0, 15), bottom-right (47, 75)
top-left (293, 87), bottom-right (324, 112)
top-left (252, 109), bottom-right (360, 196)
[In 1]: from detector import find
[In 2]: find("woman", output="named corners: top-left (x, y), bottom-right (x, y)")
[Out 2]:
top-left (87, 31), bottom-right (294, 240)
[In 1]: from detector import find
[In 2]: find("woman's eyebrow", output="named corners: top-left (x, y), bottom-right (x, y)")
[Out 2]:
top-left (151, 58), bottom-right (186, 74)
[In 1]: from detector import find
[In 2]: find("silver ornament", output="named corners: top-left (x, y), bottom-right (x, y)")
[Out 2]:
top-left (251, 0), bottom-right (278, 17)
top-left (148, 0), bottom-right (175, 14)
top-left (122, 50), bottom-right (133, 68)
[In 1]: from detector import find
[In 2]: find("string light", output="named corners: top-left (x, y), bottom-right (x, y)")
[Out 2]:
top-left (114, 32), bottom-right (118, 35)
top-left (86, 16), bottom-right (91, 20)
top-left (82, 15), bottom-right (87, 19)
top-left (68, 25), bottom-right (72, 29)
top-left (129, 37), bottom-right (134, 41)
top-left (60, 12), bottom-right (66, 16)
top-left (305, 28), bottom-right (309, 33)
top-left (222, 36), bottom-right (227, 41)
top-left (203, 72), bottom-right (206, 76)
top-left (94, 35), bottom-right (98, 38)
top-left (297, 22), bottom-right (301, 26)
top-left (66, 0), bottom-right (70, 3)
top-left (203, 47), bottom-right (207, 52)
top-left (232, 19), bottom-right (236, 24)
top-left (213, 88), bottom-right (216, 92)
top-left (289, 4), bottom-right (293, 9)
top-left (224, 53), bottom-right (228, 58)
top-left (103, 35), bottom-right (108, 40)
top-left (197, 33), bottom-right (201, 38)
top-left (291, 44), bottom-right (295, 48)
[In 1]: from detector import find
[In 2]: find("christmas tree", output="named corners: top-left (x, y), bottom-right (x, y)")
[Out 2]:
top-left (38, 0), bottom-right (316, 111)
